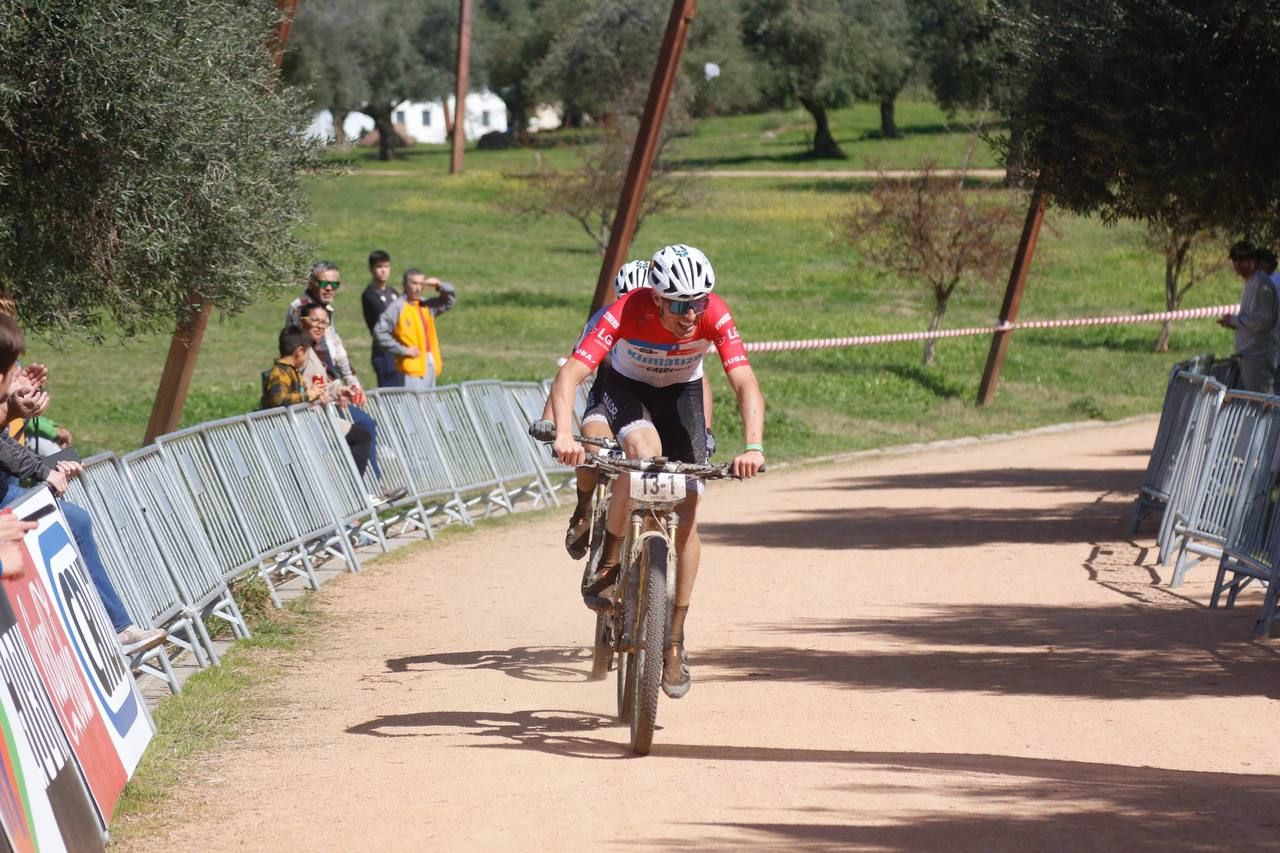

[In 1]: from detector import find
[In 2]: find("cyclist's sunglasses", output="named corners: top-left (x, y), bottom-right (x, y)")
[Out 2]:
top-left (664, 296), bottom-right (710, 315)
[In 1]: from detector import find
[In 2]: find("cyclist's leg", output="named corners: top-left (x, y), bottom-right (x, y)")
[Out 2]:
top-left (650, 379), bottom-right (707, 697)
top-left (564, 407), bottom-right (611, 559)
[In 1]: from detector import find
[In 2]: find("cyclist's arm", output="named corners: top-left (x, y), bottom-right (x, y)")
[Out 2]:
top-left (550, 358), bottom-right (592, 465)
top-left (725, 364), bottom-right (765, 478)
top-left (701, 373), bottom-right (714, 431)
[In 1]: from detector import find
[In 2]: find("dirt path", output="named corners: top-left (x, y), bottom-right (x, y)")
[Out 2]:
top-left (122, 419), bottom-right (1280, 851)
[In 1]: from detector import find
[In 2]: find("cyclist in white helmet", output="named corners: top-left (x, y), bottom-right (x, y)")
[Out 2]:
top-left (548, 244), bottom-right (765, 698)
top-left (546, 259), bottom-right (718, 559)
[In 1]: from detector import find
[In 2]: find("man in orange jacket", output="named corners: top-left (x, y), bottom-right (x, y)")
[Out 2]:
top-left (373, 268), bottom-right (457, 389)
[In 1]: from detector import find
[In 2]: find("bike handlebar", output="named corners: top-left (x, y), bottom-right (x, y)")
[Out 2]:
top-left (527, 420), bottom-right (763, 479)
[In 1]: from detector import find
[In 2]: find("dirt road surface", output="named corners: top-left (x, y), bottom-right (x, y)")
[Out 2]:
top-left (123, 419), bottom-right (1280, 851)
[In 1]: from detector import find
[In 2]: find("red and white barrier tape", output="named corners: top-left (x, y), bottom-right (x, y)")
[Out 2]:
top-left (744, 304), bottom-right (1239, 354)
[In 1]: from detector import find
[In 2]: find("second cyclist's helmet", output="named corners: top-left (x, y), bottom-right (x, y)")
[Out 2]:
top-left (614, 259), bottom-right (650, 298)
top-left (649, 244), bottom-right (715, 299)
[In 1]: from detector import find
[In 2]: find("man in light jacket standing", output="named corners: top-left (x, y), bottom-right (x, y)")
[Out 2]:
top-left (374, 268), bottom-right (457, 389)
top-left (1220, 241), bottom-right (1279, 394)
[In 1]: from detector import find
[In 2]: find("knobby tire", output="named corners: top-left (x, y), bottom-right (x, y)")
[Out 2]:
top-left (630, 537), bottom-right (668, 755)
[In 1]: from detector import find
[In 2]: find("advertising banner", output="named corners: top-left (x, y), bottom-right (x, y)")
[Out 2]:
top-left (0, 591), bottom-right (103, 852)
top-left (7, 489), bottom-right (153, 820)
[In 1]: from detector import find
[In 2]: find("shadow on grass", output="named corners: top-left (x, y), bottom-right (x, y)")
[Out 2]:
top-left (465, 288), bottom-right (585, 309)
top-left (883, 364), bottom-right (965, 399)
top-left (670, 150), bottom-right (849, 170)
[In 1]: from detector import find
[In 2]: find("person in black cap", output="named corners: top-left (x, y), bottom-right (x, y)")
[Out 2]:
top-left (1220, 241), bottom-right (1278, 393)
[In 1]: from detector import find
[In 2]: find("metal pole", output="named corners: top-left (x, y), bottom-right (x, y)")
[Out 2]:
top-left (976, 186), bottom-right (1048, 406)
top-left (143, 0), bottom-right (300, 444)
top-left (450, 0), bottom-right (473, 175)
top-left (589, 0), bottom-right (698, 316)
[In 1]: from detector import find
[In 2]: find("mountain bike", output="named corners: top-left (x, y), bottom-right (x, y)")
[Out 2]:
top-left (539, 430), bottom-right (755, 755)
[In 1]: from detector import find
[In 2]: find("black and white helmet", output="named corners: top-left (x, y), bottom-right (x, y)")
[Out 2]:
top-left (649, 244), bottom-right (715, 299)
top-left (613, 259), bottom-right (650, 298)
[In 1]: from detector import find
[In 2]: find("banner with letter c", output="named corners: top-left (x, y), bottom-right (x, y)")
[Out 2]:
top-left (2, 487), bottom-right (153, 827)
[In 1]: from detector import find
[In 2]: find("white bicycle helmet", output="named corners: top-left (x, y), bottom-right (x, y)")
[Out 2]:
top-left (613, 259), bottom-right (650, 298)
top-left (648, 244), bottom-right (715, 299)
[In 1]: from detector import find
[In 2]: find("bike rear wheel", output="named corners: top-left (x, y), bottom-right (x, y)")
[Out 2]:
top-left (629, 537), bottom-right (669, 755)
top-left (616, 651), bottom-right (635, 722)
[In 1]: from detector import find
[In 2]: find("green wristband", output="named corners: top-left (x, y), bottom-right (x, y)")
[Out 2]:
top-left (745, 443), bottom-right (765, 454)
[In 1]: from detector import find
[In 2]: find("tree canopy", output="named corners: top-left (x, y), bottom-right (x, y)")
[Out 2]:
top-left (1005, 0), bottom-right (1280, 241)
top-left (0, 0), bottom-right (325, 337)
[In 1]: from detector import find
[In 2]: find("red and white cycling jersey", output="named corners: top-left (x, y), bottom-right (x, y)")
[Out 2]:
top-left (572, 290), bottom-right (750, 386)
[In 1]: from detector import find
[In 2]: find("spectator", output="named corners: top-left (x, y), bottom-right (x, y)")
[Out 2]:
top-left (373, 268), bottom-right (456, 389)
top-left (0, 511), bottom-right (36, 580)
top-left (0, 315), bottom-right (166, 655)
top-left (297, 304), bottom-right (405, 503)
top-left (0, 296), bottom-right (73, 459)
top-left (286, 261), bottom-right (365, 403)
top-left (1220, 241), bottom-right (1279, 394)
top-left (261, 325), bottom-right (405, 509)
top-left (361, 250), bottom-right (402, 388)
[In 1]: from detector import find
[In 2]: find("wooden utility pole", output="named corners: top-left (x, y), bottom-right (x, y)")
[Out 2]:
top-left (977, 186), bottom-right (1048, 406)
top-left (144, 0), bottom-right (300, 444)
top-left (450, 0), bottom-right (473, 175)
top-left (589, 0), bottom-right (698, 315)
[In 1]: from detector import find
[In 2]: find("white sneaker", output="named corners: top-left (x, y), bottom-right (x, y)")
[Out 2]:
top-left (117, 626), bottom-right (167, 656)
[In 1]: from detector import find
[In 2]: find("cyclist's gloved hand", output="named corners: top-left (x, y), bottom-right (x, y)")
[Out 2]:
top-left (705, 428), bottom-right (716, 459)
top-left (529, 419), bottom-right (556, 442)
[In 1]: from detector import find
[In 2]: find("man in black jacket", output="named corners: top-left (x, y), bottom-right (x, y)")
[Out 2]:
top-left (360, 249), bottom-right (401, 388)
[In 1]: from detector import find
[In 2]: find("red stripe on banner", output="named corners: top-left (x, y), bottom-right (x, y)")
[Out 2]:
top-left (743, 304), bottom-right (1239, 354)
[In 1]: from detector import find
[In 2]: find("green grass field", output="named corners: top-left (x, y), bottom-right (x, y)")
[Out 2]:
top-left (31, 100), bottom-right (1237, 460)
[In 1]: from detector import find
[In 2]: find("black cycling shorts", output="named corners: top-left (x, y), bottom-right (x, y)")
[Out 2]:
top-left (594, 370), bottom-right (707, 464)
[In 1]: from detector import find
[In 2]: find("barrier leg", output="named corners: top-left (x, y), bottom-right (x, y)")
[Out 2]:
top-left (1255, 577), bottom-right (1278, 638)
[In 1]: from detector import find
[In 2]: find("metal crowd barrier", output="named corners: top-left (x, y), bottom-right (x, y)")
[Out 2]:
top-left (1167, 392), bottom-right (1276, 587)
top-left (198, 416), bottom-right (323, 604)
top-left (365, 389), bottom-right (473, 528)
top-left (460, 381), bottom-right (557, 510)
top-left (1132, 369), bottom-right (1216, 531)
top-left (1156, 377), bottom-right (1228, 565)
top-left (504, 380), bottom-right (575, 496)
top-left (121, 446), bottom-right (251, 665)
top-left (1212, 419), bottom-right (1280, 636)
top-left (65, 455), bottom-right (193, 693)
top-left (418, 386), bottom-right (512, 516)
top-left (55, 377), bottom-right (632, 696)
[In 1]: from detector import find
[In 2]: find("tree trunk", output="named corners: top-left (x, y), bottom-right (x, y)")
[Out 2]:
top-left (923, 298), bottom-right (949, 365)
top-left (331, 108), bottom-right (348, 146)
top-left (443, 97), bottom-right (455, 140)
top-left (1005, 118), bottom-right (1028, 188)
top-left (799, 96), bottom-right (845, 159)
top-left (369, 104), bottom-right (397, 161)
top-left (1155, 237), bottom-right (1188, 353)
top-left (879, 97), bottom-right (899, 139)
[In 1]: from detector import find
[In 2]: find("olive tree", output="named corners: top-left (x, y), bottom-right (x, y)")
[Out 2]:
top-left (0, 0), bottom-right (326, 336)
top-left (1004, 0), bottom-right (1280, 346)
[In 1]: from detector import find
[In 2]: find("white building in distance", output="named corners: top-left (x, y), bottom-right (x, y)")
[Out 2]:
top-left (306, 91), bottom-right (509, 144)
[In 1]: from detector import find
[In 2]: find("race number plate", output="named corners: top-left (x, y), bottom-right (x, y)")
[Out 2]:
top-left (631, 472), bottom-right (686, 503)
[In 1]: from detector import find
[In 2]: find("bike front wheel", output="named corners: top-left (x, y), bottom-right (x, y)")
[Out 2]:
top-left (629, 537), bottom-right (669, 755)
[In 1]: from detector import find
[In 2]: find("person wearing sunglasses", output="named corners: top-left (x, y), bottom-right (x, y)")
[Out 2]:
top-left (286, 261), bottom-right (367, 408)
top-left (546, 244), bottom-right (765, 699)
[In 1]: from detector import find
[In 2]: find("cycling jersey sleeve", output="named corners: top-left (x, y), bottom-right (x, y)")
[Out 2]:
top-left (571, 300), bottom-right (625, 369)
top-left (704, 296), bottom-right (750, 373)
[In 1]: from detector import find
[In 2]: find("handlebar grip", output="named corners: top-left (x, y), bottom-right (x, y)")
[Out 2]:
top-left (528, 419), bottom-right (556, 442)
